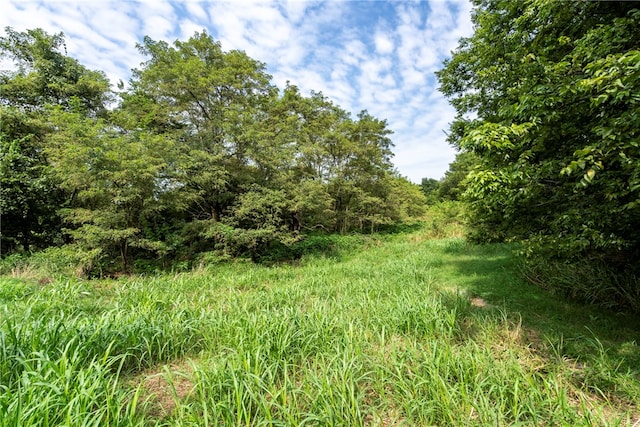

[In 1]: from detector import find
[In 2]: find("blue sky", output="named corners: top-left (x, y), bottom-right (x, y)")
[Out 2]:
top-left (1, 0), bottom-right (473, 182)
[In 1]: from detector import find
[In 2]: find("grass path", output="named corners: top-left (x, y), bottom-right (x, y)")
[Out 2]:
top-left (1, 228), bottom-right (639, 425)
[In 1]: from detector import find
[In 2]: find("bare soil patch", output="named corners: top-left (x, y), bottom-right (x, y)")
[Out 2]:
top-left (131, 360), bottom-right (196, 419)
top-left (470, 296), bottom-right (490, 308)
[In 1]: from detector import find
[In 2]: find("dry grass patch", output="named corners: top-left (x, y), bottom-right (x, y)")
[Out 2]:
top-left (130, 359), bottom-right (196, 419)
top-left (470, 296), bottom-right (490, 308)
top-left (8, 263), bottom-right (45, 283)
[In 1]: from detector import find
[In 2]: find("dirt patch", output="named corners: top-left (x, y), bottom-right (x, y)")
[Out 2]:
top-left (470, 297), bottom-right (490, 308)
top-left (37, 276), bottom-right (53, 285)
top-left (131, 360), bottom-right (196, 419)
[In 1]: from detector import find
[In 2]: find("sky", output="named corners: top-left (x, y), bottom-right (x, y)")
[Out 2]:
top-left (1, 0), bottom-right (474, 182)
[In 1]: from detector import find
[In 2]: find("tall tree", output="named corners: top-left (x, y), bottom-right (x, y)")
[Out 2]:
top-left (420, 178), bottom-right (440, 203)
top-left (46, 107), bottom-right (171, 273)
top-left (288, 91), bottom-right (398, 232)
top-left (437, 1), bottom-right (639, 303)
top-left (0, 28), bottom-right (110, 253)
top-left (2, 27), bottom-right (427, 267)
top-left (130, 32), bottom-right (276, 223)
top-left (437, 151), bottom-right (478, 201)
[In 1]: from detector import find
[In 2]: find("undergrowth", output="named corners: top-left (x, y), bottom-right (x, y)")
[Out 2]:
top-left (521, 254), bottom-right (640, 313)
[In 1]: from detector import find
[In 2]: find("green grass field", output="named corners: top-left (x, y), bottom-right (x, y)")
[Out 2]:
top-left (1, 226), bottom-right (639, 426)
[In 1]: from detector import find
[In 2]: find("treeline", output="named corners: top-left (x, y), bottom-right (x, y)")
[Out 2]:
top-left (420, 151), bottom-right (477, 204)
top-left (0, 28), bottom-right (426, 273)
top-left (437, 1), bottom-right (640, 310)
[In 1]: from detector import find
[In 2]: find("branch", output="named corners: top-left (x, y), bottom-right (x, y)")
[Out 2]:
top-left (187, 89), bottom-right (211, 121)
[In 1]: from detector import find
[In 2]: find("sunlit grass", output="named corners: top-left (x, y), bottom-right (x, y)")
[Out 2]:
top-left (1, 226), bottom-right (639, 425)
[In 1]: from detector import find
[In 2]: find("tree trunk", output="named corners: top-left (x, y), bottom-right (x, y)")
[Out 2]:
top-left (120, 239), bottom-right (128, 273)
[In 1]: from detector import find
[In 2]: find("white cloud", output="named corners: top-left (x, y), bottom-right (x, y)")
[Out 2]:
top-left (84, 5), bottom-right (140, 46)
top-left (374, 30), bottom-right (394, 55)
top-left (142, 15), bottom-right (176, 41)
top-left (426, 0), bottom-right (455, 33)
top-left (184, 1), bottom-right (209, 21)
top-left (342, 39), bottom-right (369, 66)
top-left (1, 0), bottom-right (474, 181)
top-left (280, 0), bottom-right (312, 23)
top-left (179, 19), bottom-right (206, 40)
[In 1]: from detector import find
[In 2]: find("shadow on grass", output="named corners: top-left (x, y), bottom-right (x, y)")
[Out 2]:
top-left (374, 221), bottom-right (426, 235)
top-left (446, 243), bottom-right (640, 384)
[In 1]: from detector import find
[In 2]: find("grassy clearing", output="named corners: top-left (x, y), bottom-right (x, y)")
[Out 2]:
top-left (1, 226), bottom-right (639, 426)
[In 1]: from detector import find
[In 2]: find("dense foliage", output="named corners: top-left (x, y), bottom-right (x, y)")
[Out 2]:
top-left (437, 1), bottom-right (640, 308)
top-left (1, 28), bottom-right (426, 273)
top-left (0, 28), bottom-right (111, 254)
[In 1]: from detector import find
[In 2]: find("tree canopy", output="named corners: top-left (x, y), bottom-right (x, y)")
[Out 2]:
top-left (1, 28), bottom-right (426, 272)
top-left (437, 0), bottom-right (639, 306)
top-left (1, 28), bottom-right (111, 253)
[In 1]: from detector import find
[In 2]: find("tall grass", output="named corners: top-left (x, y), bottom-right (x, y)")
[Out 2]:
top-left (1, 225), bottom-right (638, 425)
top-left (521, 254), bottom-right (640, 313)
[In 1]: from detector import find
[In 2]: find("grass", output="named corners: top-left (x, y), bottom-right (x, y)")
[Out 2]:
top-left (1, 225), bottom-right (639, 426)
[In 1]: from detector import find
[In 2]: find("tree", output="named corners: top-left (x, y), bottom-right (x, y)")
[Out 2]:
top-left (2, 27), bottom-right (428, 268)
top-left (437, 1), bottom-right (640, 306)
top-left (384, 176), bottom-right (427, 223)
top-left (46, 107), bottom-right (170, 273)
top-left (0, 107), bottom-right (59, 253)
top-left (437, 151), bottom-right (478, 201)
top-left (0, 27), bottom-right (110, 253)
top-left (420, 178), bottom-right (440, 203)
top-left (328, 109), bottom-right (396, 232)
top-left (130, 32), bottom-right (276, 223)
